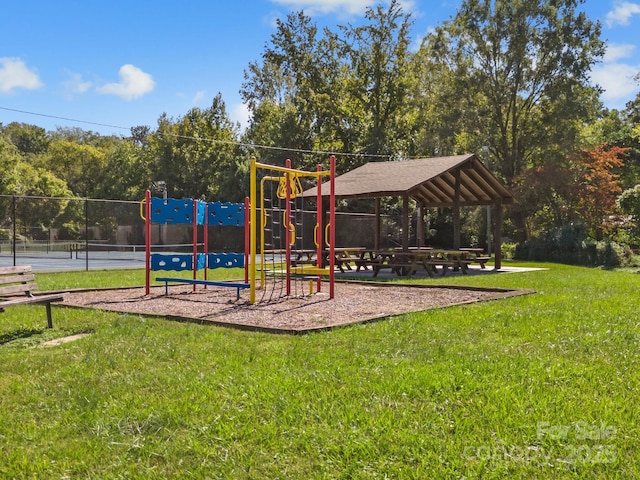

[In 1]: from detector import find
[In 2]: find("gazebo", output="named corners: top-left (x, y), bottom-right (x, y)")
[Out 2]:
top-left (304, 154), bottom-right (515, 269)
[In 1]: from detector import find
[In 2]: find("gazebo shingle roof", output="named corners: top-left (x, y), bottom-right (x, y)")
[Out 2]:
top-left (304, 154), bottom-right (514, 207)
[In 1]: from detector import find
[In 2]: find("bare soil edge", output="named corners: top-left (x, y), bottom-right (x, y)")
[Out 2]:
top-left (59, 280), bottom-right (535, 335)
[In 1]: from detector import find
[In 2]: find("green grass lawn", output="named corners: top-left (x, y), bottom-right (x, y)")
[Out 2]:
top-left (0, 263), bottom-right (638, 479)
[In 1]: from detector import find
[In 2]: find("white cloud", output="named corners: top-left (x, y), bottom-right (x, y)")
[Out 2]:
top-left (97, 64), bottom-right (155, 100)
top-left (592, 62), bottom-right (639, 107)
top-left (606, 1), bottom-right (640, 27)
top-left (230, 102), bottom-right (250, 131)
top-left (269, 0), bottom-right (416, 16)
top-left (590, 41), bottom-right (640, 108)
top-left (0, 57), bottom-right (43, 93)
top-left (604, 42), bottom-right (636, 62)
top-left (269, 0), bottom-right (374, 16)
top-left (61, 71), bottom-right (92, 98)
top-left (191, 90), bottom-right (206, 104)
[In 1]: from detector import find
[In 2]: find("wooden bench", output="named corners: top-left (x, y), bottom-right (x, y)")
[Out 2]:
top-left (354, 258), bottom-right (374, 271)
top-left (372, 262), bottom-right (417, 277)
top-left (423, 259), bottom-right (473, 276)
top-left (334, 255), bottom-right (361, 272)
top-left (0, 266), bottom-right (67, 328)
top-left (156, 277), bottom-right (250, 300)
top-left (473, 256), bottom-right (491, 269)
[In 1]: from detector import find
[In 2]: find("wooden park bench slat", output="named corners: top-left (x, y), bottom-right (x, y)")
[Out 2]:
top-left (0, 273), bottom-right (36, 286)
top-left (0, 265), bottom-right (67, 328)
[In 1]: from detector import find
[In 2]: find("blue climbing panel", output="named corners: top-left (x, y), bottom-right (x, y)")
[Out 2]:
top-left (151, 197), bottom-right (206, 225)
top-left (208, 201), bottom-right (245, 227)
top-left (208, 252), bottom-right (245, 269)
top-left (152, 253), bottom-right (207, 271)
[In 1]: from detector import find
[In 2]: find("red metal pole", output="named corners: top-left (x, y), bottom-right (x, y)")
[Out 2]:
top-left (329, 155), bottom-right (336, 299)
top-left (145, 189), bottom-right (151, 295)
top-left (192, 199), bottom-right (198, 291)
top-left (204, 202), bottom-right (209, 285)
top-left (244, 196), bottom-right (250, 284)
top-left (285, 159), bottom-right (292, 296)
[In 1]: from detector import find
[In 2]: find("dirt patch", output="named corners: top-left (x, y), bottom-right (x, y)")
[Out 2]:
top-left (61, 280), bottom-right (534, 334)
top-left (39, 333), bottom-right (91, 347)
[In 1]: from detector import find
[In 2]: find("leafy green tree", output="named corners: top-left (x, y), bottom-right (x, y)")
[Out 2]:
top-left (94, 137), bottom-right (149, 200)
top-left (241, 2), bottom-right (415, 173)
top-left (618, 184), bottom-right (640, 243)
top-left (0, 122), bottom-right (49, 157)
top-left (241, 11), bottom-right (341, 170)
top-left (419, 0), bottom-right (605, 241)
top-left (147, 94), bottom-right (244, 201)
top-left (0, 135), bottom-right (72, 234)
top-left (38, 139), bottom-right (107, 197)
top-left (340, 0), bottom-right (414, 159)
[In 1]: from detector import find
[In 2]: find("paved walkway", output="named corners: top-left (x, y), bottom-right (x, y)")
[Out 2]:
top-left (335, 264), bottom-right (546, 279)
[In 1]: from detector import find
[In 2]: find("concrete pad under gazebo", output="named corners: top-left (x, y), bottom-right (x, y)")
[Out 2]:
top-left (304, 154), bottom-right (515, 269)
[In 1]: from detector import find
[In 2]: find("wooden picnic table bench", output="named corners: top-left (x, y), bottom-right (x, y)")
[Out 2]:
top-left (459, 248), bottom-right (491, 269)
top-left (362, 249), bottom-right (474, 277)
top-left (330, 247), bottom-right (366, 272)
top-left (0, 266), bottom-right (67, 328)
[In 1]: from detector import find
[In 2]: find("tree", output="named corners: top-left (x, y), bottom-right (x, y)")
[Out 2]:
top-left (147, 94), bottom-right (243, 201)
top-left (419, 0), bottom-right (605, 241)
top-left (572, 145), bottom-right (625, 239)
top-left (618, 184), bottom-right (640, 244)
top-left (38, 139), bottom-right (107, 197)
top-left (340, 0), bottom-right (414, 159)
top-left (0, 122), bottom-right (49, 157)
top-left (514, 144), bottom-right (625, 239)
top-left (94, 138), bottom-right (149, 200)
top-left (241, 11), bottom-right (342, 170)
top-left (241, 2), bottom-right (416, 173)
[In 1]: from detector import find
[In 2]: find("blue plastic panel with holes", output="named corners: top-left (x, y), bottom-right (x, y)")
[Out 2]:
top-left (208, 253), bottom-right (245, 269)
top-left (151, 253), bottom-right (206, 271)
top-left (208, 202), bottom-right (245, 227)
top-left (151, 197), bottom-right (206, 225)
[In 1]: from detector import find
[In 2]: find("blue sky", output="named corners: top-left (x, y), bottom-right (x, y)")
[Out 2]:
top-left (1, 0), bottom-right (640, 137)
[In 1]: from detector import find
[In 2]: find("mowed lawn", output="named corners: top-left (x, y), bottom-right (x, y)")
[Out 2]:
top-left (0, 263), bottom-right (638, 479)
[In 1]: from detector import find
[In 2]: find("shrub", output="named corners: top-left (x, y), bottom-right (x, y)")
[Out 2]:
top-left (501, 242), bottom-right (517, 259)
top-left (514, 224), bottom-right (630, 267)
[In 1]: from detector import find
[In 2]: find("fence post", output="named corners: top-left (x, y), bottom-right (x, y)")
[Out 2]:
top-left (12, 195), bottom-right (16, 267)
top-left (85, 198), bottom-right (89, 271)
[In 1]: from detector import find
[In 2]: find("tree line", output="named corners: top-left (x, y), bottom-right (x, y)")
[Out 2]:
top-left (2, 0), bottom-right (640, 260)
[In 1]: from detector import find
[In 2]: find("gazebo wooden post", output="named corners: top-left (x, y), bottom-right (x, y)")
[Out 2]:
top-left (417, 201), bottom-right (424, 247)
top-left (402, 193), bottom-right (409, 251)
top-left (493, 198), bottom-right (503, 269)
top-left (453, 170), bottom-right (461, 250)
top-left (375, 197), bottom-right (381, 250)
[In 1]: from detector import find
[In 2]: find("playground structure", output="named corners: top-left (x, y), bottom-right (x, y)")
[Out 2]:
top-left (141, 156), bottom-right (336, 305)
top-left (141, 192), bottom-right (249, 297)
top-left (249, 157), bottom-right (336, 304)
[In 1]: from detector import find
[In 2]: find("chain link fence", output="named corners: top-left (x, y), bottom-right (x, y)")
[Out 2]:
top-left (0, 195), bottom-right (403, 271)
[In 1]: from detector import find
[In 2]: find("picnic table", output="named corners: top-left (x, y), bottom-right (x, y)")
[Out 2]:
top-left (290, 249), bottom-right (317, 266)
top-left (458, 248), bottom-right (491, 269)
top-left (356, 248), bottom-right (474, 277)
top-left (263, 249), bottom-right (318, 266)
top-left (330, 247), bottom-right (367, 272)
